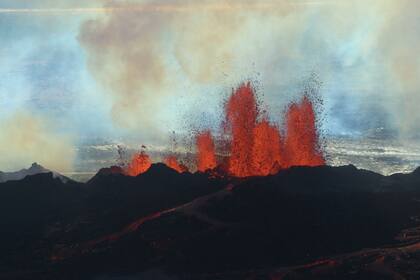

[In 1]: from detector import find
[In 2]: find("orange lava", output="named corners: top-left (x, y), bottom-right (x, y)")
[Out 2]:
top-left (283, 96), bottom-right (325, 167)
top-left (252, 119), bottom-right (283, 175)
top-left (124, 151), bottom-right (152, 176)
top-left (164, 156), bottom-right (188, 173)
top-left (196, 130), bottom-right (217, 172)
top-left (224, 82), bottom-right (258, 177)
top-left (221, 82), bottom-right (324, 177)
top-left (125, 81), bottom-right (324, 178)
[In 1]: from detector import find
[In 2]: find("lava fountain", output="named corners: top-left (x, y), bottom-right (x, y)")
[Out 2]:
top-left (124, 81), bottom-right (325, 177)
top-left (196, 130), bottom-right (217, 172)
top-left (125, 151), bottom-right (152, 176)
top-left (283, 96), bottom-right (325, 167)
top-left (222, 82), bottom-right (325, 177)
top-left (252, 119), bottom-right (283, 175)
top-left (224, 82), bottom-right (258, 177)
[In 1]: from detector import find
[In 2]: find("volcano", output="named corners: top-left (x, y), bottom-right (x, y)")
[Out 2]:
top-left (1, 83), bottom-right (417, 280)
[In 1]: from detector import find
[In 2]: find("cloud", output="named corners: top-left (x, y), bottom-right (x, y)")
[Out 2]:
top-left (376, 0), bottom-right (420, 138)
top-left (78, 0), bottom-right (300, 135)
top-left (0, 112), bottom-right (75, 172)
top-left (78, 0), bottom-right (420, 139)
top-left (79, 3), bottom-right (169, 135)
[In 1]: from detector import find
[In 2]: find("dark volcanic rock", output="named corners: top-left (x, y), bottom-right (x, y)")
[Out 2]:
top-left (1, 165), bottom-right (420, 279)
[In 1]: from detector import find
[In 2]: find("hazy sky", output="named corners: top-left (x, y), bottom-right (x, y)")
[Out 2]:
top-left (0, 0), bottom-right (419, 171)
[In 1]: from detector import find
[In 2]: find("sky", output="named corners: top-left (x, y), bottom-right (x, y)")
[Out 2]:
top-left (0, 0), bottom-right (419, 172)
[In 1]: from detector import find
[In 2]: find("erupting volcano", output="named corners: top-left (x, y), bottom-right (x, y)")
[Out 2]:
top-left (124, 81), bottom-right (324, 177)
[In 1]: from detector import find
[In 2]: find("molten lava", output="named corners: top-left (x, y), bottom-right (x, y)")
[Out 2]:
top-left (252, 119), bottom-right (283, 175)
top-left (224, 82), bottom-right (258, 177)
top-left (284, 96), bottom-right (325, 167)
top-left (196, 130), bottom-right (217, 172)
top-left (220, 82), bottom-right (325, 177)
top-left (125, 151), bottom-right (152, 176)
top-left (124, 81), bottom-right (325, 178)
top-left (164, 156), bottom-right (188, 173)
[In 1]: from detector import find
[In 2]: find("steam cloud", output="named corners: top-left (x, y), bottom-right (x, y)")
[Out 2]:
top-left (0, 113), bottom-right (75, 172)
top-left (77, 0), bottom-right (420, 139)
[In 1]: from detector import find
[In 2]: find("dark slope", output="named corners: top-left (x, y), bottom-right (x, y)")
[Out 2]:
top-left (48, 166), bottom-right (420, 279)
top-left (80, 163), bottom-right (226, 236)
top-left (245, 164), bottom-right (391, 193)
top-left (0, 172), bottom-right (84, 274)
top-left (1, 165), bottom-right (420, 279)
top-left (0, 163), bottom-right (226, 279)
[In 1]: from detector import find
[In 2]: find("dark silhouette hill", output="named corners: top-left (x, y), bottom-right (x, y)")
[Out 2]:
top-left (0, 163), bottom-right (226, 278)
top-left (1, 164), bottom-right (420, 279)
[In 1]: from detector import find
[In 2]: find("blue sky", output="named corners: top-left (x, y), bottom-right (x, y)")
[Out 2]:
top-left (0, 7), bottom-right (114, 135)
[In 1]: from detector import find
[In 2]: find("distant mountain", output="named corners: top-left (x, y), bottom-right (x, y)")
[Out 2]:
top-left (0, 162), bottom-right (72, 183)
top-left (1, 164), bottom-right (420, 279)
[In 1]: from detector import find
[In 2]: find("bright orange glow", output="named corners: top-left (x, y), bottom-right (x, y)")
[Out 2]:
top-left (164, 156), bottom-right (188, 173)
top-left (284, 96), bottom-right (325, 167)
top-left (224, 82), bottom-right (258, 177)
top-left (252, 119), bottom-right (283, 175)
top-left (196, 130), bottom-right (217, 172)
top-left (222, 83), bottom-right (324, 177)
top-left (124, 82), bottom-right (324, 178)
top-left (124, 151), bottom-right (152, 176)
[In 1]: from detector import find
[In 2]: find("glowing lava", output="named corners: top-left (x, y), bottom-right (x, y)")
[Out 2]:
top-left (221, 82), bottom-right (324, 177)
top-left (164, 156), bottom-right (188, 173)
top-left (224, 82), bottom-right (258, 177)
top-left (125, 151), bottom-right (152, 176)
top-left (123, 81), bottom-right (324, 178)
top-left (196, 130), bottom-right (217, 172)
top-left (284, 96), bottom-right (325, 167)
top-left (252, 119), bottom-right (283, 175)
